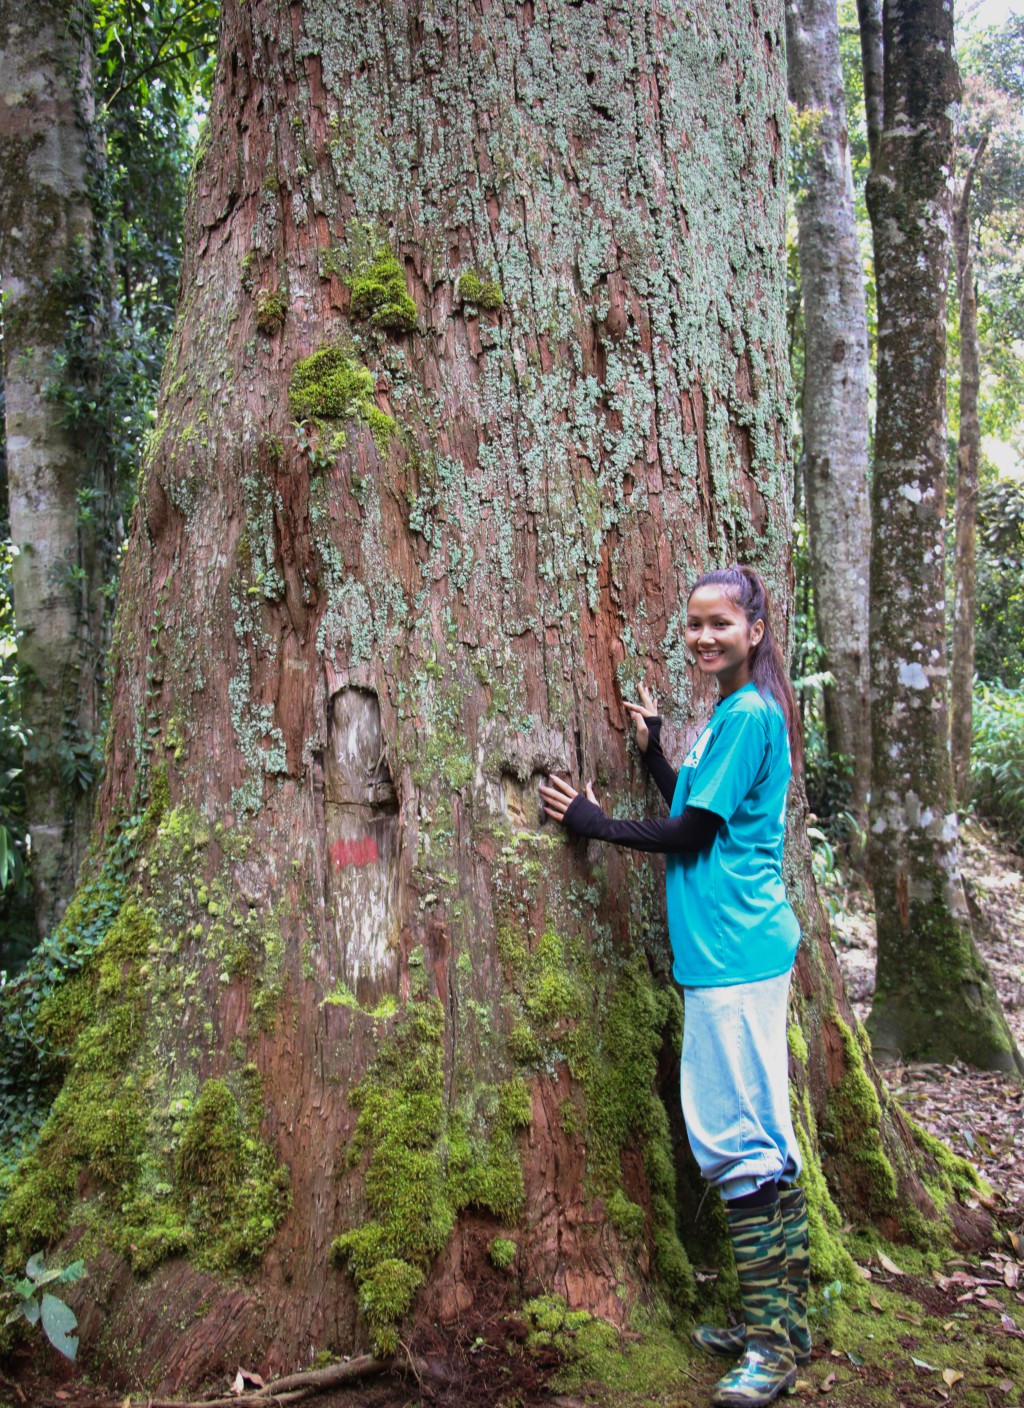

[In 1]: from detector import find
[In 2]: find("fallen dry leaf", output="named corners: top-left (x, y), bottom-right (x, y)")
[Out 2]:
top-left (979, 1297), bottom-right (1003, 1310)
top-left (819, 1372), bottom-right (837, 1394)
top-left (870, 1296), bottom-right (884, 1312)
top-left (1000, 1313), bottom-right (1018, 1332)
top-left (999, 1379), bottom-right (1015, 1393)
top-left (943, 1321), bottom-right (956, 1332)
top-left (795, 1380), bottom-right (813, 1394)
top-left (942, 1369), bottom-right (964, 1388)
top-left (896, 1311), bottom-right (923, 1325)
top-left (878, 1251), bottom-right (906, 1276)
top-left (233, 1367), bottom-right (266, 1393)
top-left (1006, 1264), bottom-right (1020, 1289)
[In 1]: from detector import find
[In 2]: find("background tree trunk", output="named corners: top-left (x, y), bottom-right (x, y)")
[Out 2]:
top-left (864, 0), bottom-right (1021, 1072)
top-left (0, 0), bottom-right (981, 1390)
top-left (0, 0), bottom-right (107, 936)
top-left (950, 137), bottom-right (988, 806)
top-left (855, 0), bottom-right (884, 163)
top-left (787, 0), bottom-right (872, 821)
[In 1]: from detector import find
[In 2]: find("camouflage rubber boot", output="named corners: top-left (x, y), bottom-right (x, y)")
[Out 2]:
top-left (779, 1184), bottom-right (812, 1363)
top-left (691, 1187), bottom-right (812, 1367)
top-left (710, 1197), bottom-right (797, 1407)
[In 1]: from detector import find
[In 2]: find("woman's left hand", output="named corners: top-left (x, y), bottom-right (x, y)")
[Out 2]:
top-left (539, 774), bottom-right (599, 824)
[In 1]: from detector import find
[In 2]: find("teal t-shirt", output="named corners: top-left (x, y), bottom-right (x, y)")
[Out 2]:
top-left (665, 683), bottom-right (800, 987)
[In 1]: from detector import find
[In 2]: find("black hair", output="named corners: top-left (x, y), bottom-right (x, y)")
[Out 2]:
top-left (688, 564), bottom-right (804, 775)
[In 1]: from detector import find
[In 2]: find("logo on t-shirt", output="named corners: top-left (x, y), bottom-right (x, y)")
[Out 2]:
top-left (682, 728), bottom-right (712, 770)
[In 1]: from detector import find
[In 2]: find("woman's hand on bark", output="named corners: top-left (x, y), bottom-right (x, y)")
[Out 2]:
top-left (622, 682), bottom-right (659, 753)
top-left (539, 774), bottom-right (599, 825)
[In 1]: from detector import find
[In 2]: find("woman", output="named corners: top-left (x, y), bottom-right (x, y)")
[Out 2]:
top-left (539, 565), bottom-right (809, 1408)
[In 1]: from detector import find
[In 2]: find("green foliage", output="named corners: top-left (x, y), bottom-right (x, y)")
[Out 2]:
top-left (0, 544), bottom-right (33, 973)
top-left (956, 17), bottom-right (1024, 444)
top-left (971, 681), bottom-right (1024, 846)
top-left (1, 1253), bottom-right (86, 1361)
top-left (974, 478), bottom-right (1024, 687)
top-left (349, 246), bottom-right (418, 333)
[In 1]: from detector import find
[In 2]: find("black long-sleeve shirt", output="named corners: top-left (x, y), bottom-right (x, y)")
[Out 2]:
top-left (561, 717), bottom-right (723, 854)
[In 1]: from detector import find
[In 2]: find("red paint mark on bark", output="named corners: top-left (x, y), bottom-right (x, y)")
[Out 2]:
top-left (330, 836), bottom-right (379, 868)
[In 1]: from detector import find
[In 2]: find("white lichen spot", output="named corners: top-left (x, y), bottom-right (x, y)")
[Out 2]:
top-left (897, 660), bottom-right (929, 691)
top-left (898, 482), bottom-right (923, 503)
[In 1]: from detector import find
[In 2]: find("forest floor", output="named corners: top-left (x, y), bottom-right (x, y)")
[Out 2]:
top-left (3, 821), bottom-right (1022, 1408)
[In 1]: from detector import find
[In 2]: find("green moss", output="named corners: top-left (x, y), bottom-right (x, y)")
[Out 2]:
top-left (903, 1114), bottom-right (982, 1202)
top-left (449, 1077), bottom-right (532, 1223)
top-left (1, 867), bottom-right (289, 1278)
top-left (521, 1296), bottom-right (695, 1397)
top-left (331, 998), bottom-right (453, 1353)
top-left (823, 1011), bottom-right (900, 1218)
top-left (253, 288), bottom-right (287, 335)
top-left (606, 1188), bottom-right (645, 1241)
top-left (317, 246), bottom-right (344, 280)
top-left (332, 999), bottom-right (535, 1353)
top-left (501, 930), bottom-right (694, 1312)
top-left (170, 1074), bottom-right (291, 1272)
top-left (288, 347), bottom-right (396, 455)
top-left (349, 245), bottom-right (417, 333)
top-left (356, 1258), bottom-right (424, 1356)
top-left (488, 1236), bottom-right (517, 1270)
top-left (792, 1089), bottom-right (860, 1285)
top-left (457, 271), bottom-right (504, 311)
top-left (787, 1022), bottom-right (809, 1065)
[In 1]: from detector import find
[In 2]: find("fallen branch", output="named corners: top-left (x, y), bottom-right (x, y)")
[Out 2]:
top-left (113, 1353), bottom-right (395, 1408)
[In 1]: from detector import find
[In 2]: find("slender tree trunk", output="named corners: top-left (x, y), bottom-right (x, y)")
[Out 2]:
top-left (950, 137), bottom-right (988, 805)
top-left (856, 0), bottom-right (884, 163)
top-left (0, 0), bottom-right (983, 1390)
top-left (864, 0), bottom-right (1021, 1071)
top-left (0, 0), bottom-right (106, 935)
top-left (787, 0), bottom-right (872, 821)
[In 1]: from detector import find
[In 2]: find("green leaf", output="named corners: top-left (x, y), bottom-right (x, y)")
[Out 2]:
top-left (40, 1293), bottom-right (78, 1360)
top-left (21, 1298), bottom-right (41, 1326)
top-left (24, 1252), bottom-right (46, 1281)
top-left (56, 1260), bottom-right (87, 1286)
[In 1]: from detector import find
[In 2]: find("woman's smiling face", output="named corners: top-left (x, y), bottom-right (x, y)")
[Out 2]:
top-left (685, 585), bottom-right (764, 695)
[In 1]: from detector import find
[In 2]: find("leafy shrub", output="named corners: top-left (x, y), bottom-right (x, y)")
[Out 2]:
top-left (2, 1253), bottom-right (85, 1360)
top-left (975, 479), bottom-right (1024, 688)
top-left (972, 681), bottom-right (1024, 846)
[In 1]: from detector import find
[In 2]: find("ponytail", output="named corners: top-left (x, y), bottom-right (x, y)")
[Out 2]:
top-left (688, 564), bottom-right (804, 776)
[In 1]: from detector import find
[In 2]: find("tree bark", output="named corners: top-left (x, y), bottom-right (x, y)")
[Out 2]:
top-left (0, 0), bottom-right (107, 935)
top-left (787, 0), bottom-right (872, 821)
top-left (0, 0), bottom-right (983, 1390)
top-left (950, 136), bottom-right (988, 806)
top-left (864, 1), bottom-right (1021, 1072)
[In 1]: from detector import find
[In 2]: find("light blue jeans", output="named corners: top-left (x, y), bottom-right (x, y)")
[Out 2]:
top-left (680, 971), bottom-right (802, 1201)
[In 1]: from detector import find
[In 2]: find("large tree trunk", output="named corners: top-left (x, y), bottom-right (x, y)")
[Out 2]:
top-left (787, 0), bottom-right (872, 821)
top-left (864, 1), bottom-right (1021, 1072)
top-left (0, 0), bottom-right (982, 1391)
top-left (950, 138), bottom-right (988, 806)
top-left (0, 0), bottom-right (107, 936)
